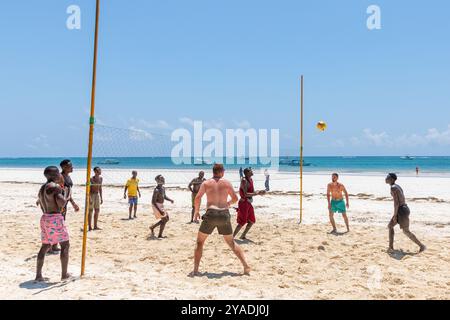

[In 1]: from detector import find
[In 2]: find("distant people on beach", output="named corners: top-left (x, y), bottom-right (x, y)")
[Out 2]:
top-left (191, 164), bottom-right (251, 277)
top-left (35, 166), bottom-right (72, 282)
top-left (327, 173), bottom-right (350, 234)
top-left (264, 169), bottom-right (270, 192)
top-left (385, 173), bottom-right (426, 254)
top-left (88, 167), bottom-right (103, 231)
top-left (124, 170), bottom-right (141, 219)
top-left (188, 171), bottom-right (206, 223)
top-left (416, 167), bottom-right (419, 176)
top-left (150, 175), bottom-right (174, 239)
top-left (239, 167), bottom-right (244, 180)
top-left (234, 168), bottom-right (266, 240)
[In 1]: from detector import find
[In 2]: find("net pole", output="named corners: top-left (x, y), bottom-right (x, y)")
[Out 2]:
top-left (81, 0), bottom-right (101, 277)
top-left (300, 75), bottom-right (304, 224)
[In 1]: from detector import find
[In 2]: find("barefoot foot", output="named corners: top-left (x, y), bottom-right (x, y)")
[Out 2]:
top-left (35, 276), bottom-right (49, 282)
top-left (61, 273), bottom-right (73, 281)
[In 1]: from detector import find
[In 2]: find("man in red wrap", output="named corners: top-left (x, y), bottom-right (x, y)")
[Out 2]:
top-left (233, 168), bottom-right (265, 240)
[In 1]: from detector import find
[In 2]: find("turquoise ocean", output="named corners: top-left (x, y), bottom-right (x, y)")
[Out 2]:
top-left (0, 157), bottom-right (449, 176)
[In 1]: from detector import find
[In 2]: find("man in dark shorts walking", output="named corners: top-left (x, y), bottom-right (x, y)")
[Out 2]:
top-left (190, 164), bottom-right (251, 277)
top-left (385, 173), bottom-right (426, 254)
top-left (188, 171), bottom-right (205, 223)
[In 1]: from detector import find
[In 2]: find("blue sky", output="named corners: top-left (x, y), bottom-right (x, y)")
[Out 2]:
top-left (1, 0), bottom-right (449, 157)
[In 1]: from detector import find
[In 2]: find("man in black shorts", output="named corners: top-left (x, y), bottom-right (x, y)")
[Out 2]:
top-left (49, 159), bottom-right (79, 254)
top-left (385, 173), bottom-right (426, 254)
top-left (190, 164), bottom-right (251, 277)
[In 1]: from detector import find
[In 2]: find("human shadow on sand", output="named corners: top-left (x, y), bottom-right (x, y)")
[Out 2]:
top-left (146, 235), bottom-right (168, 241)
top-left (19, 280), bottom-right (59, 290)
top-left (199, 271), bottom-right (242, 279)
top-left (388, 249), bottom-right (418, 261)
top-left (234, 239), bottom-right (257, 245)
top-left (329, 231), bottom-right (348, 236)
top-left (20, 277), bottom-right (76, 295)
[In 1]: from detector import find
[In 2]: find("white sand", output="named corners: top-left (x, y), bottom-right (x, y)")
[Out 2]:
top-left (0, 168), bottom-right (449, 299)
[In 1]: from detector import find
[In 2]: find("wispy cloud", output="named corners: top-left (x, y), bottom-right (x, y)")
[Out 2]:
top-left (27, 134), bottom-right (50, 150)
top-left (179, 117), bottom-right (195, 127)
top-left (363, 129), bottom-right (392, 147)
top-left (96, 118), bottom-right (107, 126)
top-left (131, 119), bottom-right (172, 130)
top-left (233, 120), bottom-right (252, 129)
top-left (128, 127), bottom-right (154, 141)
top-left (335, 125), bottom-right (450, 149)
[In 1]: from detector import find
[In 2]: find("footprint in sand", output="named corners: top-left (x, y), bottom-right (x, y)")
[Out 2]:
top-left (390, 278), bottom-right (404, 285)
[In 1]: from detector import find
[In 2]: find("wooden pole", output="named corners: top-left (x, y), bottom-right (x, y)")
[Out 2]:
top-left (81, 0), bottom-right (100, 277)
top-left (300, 75), bottom-right (304, 224)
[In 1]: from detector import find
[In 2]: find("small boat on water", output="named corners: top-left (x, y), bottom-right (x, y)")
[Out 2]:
top-left (401, 156), bottom-right (415, 160)
top-left (98, 159), bottom-right (120, 165)
top-left (289, 160), bottom-right (312, 167)
top-left (279, 159), bottom-right (311, 167)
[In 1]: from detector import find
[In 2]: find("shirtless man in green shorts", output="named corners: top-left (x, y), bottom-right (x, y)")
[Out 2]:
top-left (327, 173), bottom-right (350, 234)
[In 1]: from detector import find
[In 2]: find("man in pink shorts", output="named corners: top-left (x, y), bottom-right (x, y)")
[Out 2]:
top-left (35, 166), bottom-right (72, 282)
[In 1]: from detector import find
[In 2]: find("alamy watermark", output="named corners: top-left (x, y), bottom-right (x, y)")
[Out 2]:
top-left (66, 5), bottom-right (81, 30)
top-left (171, 121), bottom-right (280, 170)
top-left (367, 5), bottom-right (382, 30)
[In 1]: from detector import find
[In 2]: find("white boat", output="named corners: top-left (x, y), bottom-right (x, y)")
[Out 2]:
top-left (98, 159), bottom-right (120, 165)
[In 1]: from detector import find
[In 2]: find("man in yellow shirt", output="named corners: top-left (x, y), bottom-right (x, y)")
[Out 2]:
top-left (124, 170), bottom-right (141, 219)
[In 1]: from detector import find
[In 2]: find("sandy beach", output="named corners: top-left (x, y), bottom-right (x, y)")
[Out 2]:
top-left (0, 169), bottom-right (449, 300)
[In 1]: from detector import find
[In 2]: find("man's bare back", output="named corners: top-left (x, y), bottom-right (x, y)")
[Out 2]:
top-left (200, 178), bottom-right (236, 210)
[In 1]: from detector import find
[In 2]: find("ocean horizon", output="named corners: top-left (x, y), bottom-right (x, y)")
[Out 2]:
top-left (0, 156), bottom-right (449, 175)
